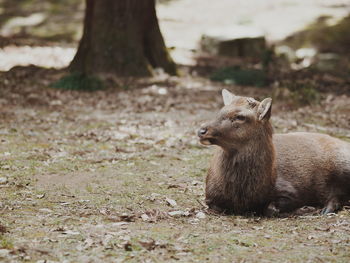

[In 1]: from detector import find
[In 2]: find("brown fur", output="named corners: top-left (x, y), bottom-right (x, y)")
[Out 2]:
top-left (273, 132), bottom-right (350, 214)
top-left (205, 122), bottom-right (275, 214)
top-left (199, 90), bottom-right (350, 215)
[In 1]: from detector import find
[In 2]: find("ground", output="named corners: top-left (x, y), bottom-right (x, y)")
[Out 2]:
top-left (0, 66), bottom-right (349, 263)
top-left (1, 0), bottom-right (350, 262)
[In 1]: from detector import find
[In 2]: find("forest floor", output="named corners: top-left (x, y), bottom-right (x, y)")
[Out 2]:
top-left (0, 65), bottom-right (350, 263)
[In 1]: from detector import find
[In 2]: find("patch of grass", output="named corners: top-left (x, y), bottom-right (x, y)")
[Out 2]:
top-left (210, 66), bottom-right (268, 87)
top-left (230, 238), bottom-right (255, 248)
top-left (274, 81), bottom-right (321, 106)
top-left (337, 136), bottom-right (350, 143)
top-left (285, 15), bottom-right (350, 55)
top-left (52, 73), bottom-right (104, 91)
top-left (0, 236), bottom-right (13, 249)
top-left (85, 183), bottom-right (94, 193)
top-left (287, 82), bottom-right (321, 106)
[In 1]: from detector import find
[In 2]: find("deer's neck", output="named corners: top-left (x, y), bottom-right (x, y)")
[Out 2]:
top-left (219, 129), bottom-right (276, 211)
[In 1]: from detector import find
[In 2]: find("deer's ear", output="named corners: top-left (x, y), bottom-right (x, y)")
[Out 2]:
top-left (257, 98), bottom-right (272, 121)
top-left (222, 89), bottom-right (235, 106)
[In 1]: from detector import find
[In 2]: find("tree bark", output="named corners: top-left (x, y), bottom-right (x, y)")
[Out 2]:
top-left (70, 0), bottom-right (176, 77)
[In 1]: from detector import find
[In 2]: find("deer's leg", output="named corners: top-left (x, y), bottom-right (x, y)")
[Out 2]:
top-left (321, 172), bottom-right (350, 215)
top-left (205, 197), bottom-right (234, 214)
top-left (321, 196), bottom-right (341, 215)
top-left (273, 178), bottom-right (301, 214)
top-left (275, 194), bottom-right (303, 212)
top-left (264, 196), bottom-right (299, 217)
top-left (264, 202), bottom-right (280, 217)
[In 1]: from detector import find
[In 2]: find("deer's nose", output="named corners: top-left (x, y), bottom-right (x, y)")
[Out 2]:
top-left (198, 127), bottom-right (208, 137)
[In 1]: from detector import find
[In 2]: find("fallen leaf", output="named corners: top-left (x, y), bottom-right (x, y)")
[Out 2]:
top-left (0, 225), bottom-right (6, 234)
top-left (168, 211), bottom-right (188, 217)
top-left (53, 226), bottom-right (65, 232)
top-left (62, 230), bottom-right (80, 235)
top-left (142, 209), bottom-right (169, 222)
top-left (123, 241), bottom-right (132, 251)
top-left (119, 213), bottom-right (135, 222)
top-left (139, 239), bottom-right (156, 251)
top-left (112, 222), bottom-right (129, 227)
top-left (83, 238), bottom-right (94, 249)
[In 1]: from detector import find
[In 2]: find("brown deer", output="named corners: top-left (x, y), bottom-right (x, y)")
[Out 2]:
top-left (198, 89), bottom-right (350, 215)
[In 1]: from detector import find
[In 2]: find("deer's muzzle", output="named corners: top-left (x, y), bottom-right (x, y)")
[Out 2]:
top-left (198, 123), bottom-right (219, 145)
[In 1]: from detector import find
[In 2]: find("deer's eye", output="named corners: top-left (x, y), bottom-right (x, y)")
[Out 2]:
top-left (230, 115), bottom-right (246, 122)
top-left (236, 115), bottom-right (246, 121)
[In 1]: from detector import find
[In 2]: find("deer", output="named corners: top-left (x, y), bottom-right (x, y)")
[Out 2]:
top-left (198, 89), bottom-right (350, 216)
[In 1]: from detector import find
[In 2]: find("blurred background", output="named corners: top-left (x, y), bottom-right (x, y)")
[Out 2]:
top-left (0, 0), bottom-right (349, 92)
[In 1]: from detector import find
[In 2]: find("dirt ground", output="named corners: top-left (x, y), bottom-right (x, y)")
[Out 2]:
top-left (0, 65), bottom-right (349, 262)
top-left (1, 0), bottom-right (350, 262)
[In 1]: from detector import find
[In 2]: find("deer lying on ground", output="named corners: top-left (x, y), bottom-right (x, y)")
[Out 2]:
top-left (198, 89), bottom-right (350, 216)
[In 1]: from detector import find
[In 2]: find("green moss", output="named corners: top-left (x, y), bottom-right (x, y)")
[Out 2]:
top-left (286, 82), bottom-right (321, 106)
top-left (284, 15), bottom-right (350, 54)
top-left (210, 66), bottom-right (268, 87)
top-left (52, 73), bottom-right (104, 91)
top-left (0, 236), bottom-right (14, 249)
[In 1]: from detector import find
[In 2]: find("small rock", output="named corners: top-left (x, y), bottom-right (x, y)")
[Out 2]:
top-left (0, 177), bottom-right (8, 184)
top-left (183, 211), bottom-right (190, 216)
top-left (158, 87), bottom-right (168, 95)
top-left (39, 208), bottom-right (53, 213)
top-left (176, 252), bottom-right (193, 256)
top-left (36, 193), bottom-right (46, 199)
top-left (149, 193), bottom-right (160, 201)
top-left (168, 211), bottom-right (185, 217)
top-left (196, 212), bottom-right (206, 219)
top-left (141, 214), bottom-right (150, 221)
top-left (0, 249), bottom-right (10, 257)
top-left (112, 222), bottom-right (129, 227)
top-left (165, 197), bottom-right (177, 207)
top-left (62, 230), bottom-right (80, 235)
top-left (50, 100), bottom-right (62, 106)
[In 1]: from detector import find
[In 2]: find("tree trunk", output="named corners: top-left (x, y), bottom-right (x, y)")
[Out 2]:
top-left (70, 0), bottom-right (176, 77)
